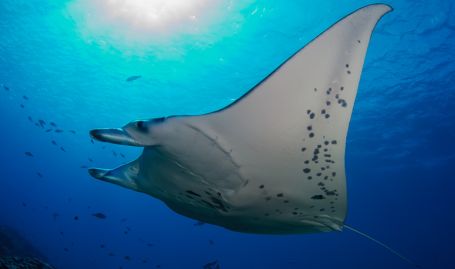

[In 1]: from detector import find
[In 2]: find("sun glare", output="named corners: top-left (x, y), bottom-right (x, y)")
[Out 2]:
top-left (89, 0), bottom-right (217, 34)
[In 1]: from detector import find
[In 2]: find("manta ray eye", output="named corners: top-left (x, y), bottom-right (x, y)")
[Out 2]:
top-left (135, 121), bottom-right (147, 132)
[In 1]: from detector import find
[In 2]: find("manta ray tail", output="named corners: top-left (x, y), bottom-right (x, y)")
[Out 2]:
top-left (344, 225), bottom-right (421, 268)
top-left (89, 160), bottom-right (140, 191)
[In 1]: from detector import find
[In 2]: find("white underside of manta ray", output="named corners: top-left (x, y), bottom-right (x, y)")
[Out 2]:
top-left (88, 1), bottom-right (406, 246)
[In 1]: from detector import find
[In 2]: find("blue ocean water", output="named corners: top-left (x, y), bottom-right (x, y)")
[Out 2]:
top-left (0, 0), bottom-right (454, 268)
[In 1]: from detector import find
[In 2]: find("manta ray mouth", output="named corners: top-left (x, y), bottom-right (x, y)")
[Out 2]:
top-left (90, 128), bottom-right (139, 146)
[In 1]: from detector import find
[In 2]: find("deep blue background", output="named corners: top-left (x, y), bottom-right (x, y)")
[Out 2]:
top-left (1, 0), bottom-right (454, 268)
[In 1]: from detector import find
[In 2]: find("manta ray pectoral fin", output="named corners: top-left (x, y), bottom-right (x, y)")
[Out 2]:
top-left (88, 160), bottom-right (140, 191)
top-left (90, 128), bottom-right (140, 146)
top-left (174, 4), bottom-right (393, 227)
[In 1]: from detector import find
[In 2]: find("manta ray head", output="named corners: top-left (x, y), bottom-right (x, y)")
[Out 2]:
top-left (90, 117), bottom-right (168, 146)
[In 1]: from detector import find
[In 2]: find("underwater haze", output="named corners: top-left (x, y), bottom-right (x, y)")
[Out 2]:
top-left (0, 0), bottom-right (454, 268)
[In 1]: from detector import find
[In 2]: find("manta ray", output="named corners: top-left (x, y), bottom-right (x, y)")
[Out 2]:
top-left (88, 4), bottom-right (416, 265)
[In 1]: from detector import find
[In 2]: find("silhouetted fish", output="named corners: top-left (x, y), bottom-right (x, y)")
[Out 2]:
top-left (52, 212), bottom-right (60, 221)
top-left (64, 248), bottom-right (69, 252)
top-left (60, 146), bottom-right (66, 152)
top-left (50, 122), bottom-right (57, 127)
top-left (69, 130), bottom-right (76, 134)
top-left (55, 129), bottom-right (64, 133)
top-left (112, 151), bottom-right (117, 157)
top-left (108, 252), bottom-right (115, 257)
top-left (80, 165), bottom-right (88, 169)
top-left (100, 244), bottom-right (105, 248)
top-left (20, 104), bottom-right (24, 108)
top-left (22, 95), bottom-right (29, 100)
top-left (24, 152), bottom-right (33, 157)
top-left (203, 260), bottom-right (219, 269)
top-left (51, 140), bottom-right (57, 146)
top-left (194, 221), bottom-right (205, 226)
top-left (36, 172), bottom-right (43, 178)
top-left (74, 216), bottom-right (79, 220)
top-left (124, 256), bottom-right (131, 261)
top-left (45, 129), bottom-right (53, 132)
top-left (38, 119), bottom-right (46, 127)
top-left (209, 240), bottom-right (214, 245)
top-left (90, 139), bottom-right (94, 144)
top-left (27, 116), bottom-right (33, 122)
top-left (3, 85), bottom-right (9, 91)
top-left (126, 75), bottom-right (141, 82)
top-left (92, 212), bottom-right (107, 219)
top-left (120, 153), bottom-right (125, 158)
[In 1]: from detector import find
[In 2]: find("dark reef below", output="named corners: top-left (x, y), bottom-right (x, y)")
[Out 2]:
top-left (0, 226), bottom-right (55, 269)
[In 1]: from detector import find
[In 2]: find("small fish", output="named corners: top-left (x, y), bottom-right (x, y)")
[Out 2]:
top-left (69, 130), bottom-right (76, 134)
top-left (51, 140), bottom-right (57, 146)
top-left (38, 119), bottom-right (46, 127)
top-left (90, 139), bottom-right (94, 144)
top-left (100, 244), bottom-right (105, 248)
top-left (80, 165), bottom-right (88, 169)
top-left (20, 104), bottom-right (24, 108)
top-left (64, 248), bottom-right (69, 252)
top-left (193, 221), bottom-right (205, 226)
top-left (126, 75), bottom-right (142, 82)
top-left (45, 129), bottom-right (53, 132)
top-left (60, 146), bottom-right (66, 152)
top-left (124, 256), bottom-right (131, 261)
top-left (146, 243), bottom-right (154, 247)
top-left (112, 151), bottom-right (117, 157)
top-left (88, 158), bottom-right (93, 162)
top-left (203, 261), bottom-right (219, 269)
top-left (36, 172), bottom-right (43, 178)
top-left (34, 123), bottom-right (40, 127)
top-left (22, 95), bottom-right (29, 100)
top-left (55, 129), bottom-right (64, 133)
top-left (50, 122), bottom-right (57, 127)
top-left (74, 216), bottom-right (79, 221)
top-left (208, 239), bottom-right (214, 245)
top-left (24, 152), bottom-right (33, 157)
top-left (3, 85), bottom-right (9, 91)
top-left (120, 153), bottom-right (125, 158)
top-left (108, 252), bottom-right (115, 257)
top-left (27, 116), bottom-right (33, 122)
top-left (92, 212), bottom-right (107, 219)
top-left (59, 231), bottom-right (64, 236)
top-left (52, 212), bottom-right (60, 221)
top-left (22, 202), bottom-right (27, 207)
